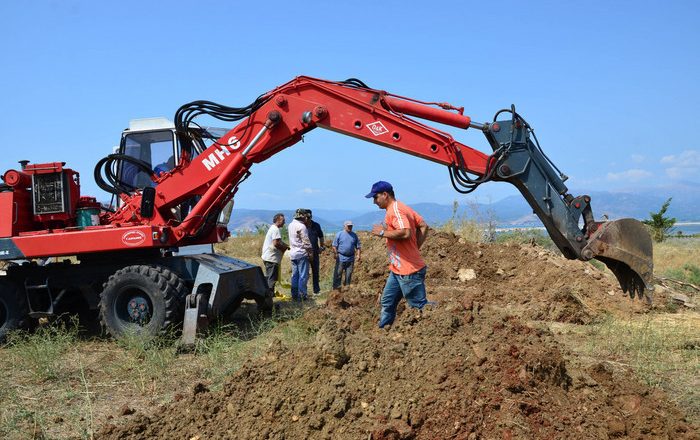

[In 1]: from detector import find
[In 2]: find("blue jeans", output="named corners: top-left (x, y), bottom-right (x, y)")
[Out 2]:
top-left (333, 258), bottom-right (355, 289)
top-left (290, 257), bottom-right (310, 300)
top-left (378, 266), bottom-right (427, 328)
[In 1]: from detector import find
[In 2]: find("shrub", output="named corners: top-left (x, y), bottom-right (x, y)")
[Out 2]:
top-left (441, 200), bottom-right (496, 242)
top-left (642, 197), bottom-right (676, 242)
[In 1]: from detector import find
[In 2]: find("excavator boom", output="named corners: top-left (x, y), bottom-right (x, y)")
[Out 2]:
top-left (2, 76), bottom-right (654, 298)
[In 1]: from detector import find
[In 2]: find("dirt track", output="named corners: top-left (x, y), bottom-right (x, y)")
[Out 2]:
top-left (99, 232), bottom-right (698, 439)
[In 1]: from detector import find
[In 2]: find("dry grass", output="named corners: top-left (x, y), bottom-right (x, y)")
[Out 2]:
top-left (654, 237), bottom-right (700, 277)
top-left (552, 312), bottom-right (700, 425)
top-left (0, 296), bottom-right (314, 439)
top-left (216, 232), bottom-right (336, 296)
top-left (440, 200), bottom-right (497, 243)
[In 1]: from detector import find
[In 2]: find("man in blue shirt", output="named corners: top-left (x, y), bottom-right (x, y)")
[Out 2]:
top-left (332, 220), bottom-right (362, 291)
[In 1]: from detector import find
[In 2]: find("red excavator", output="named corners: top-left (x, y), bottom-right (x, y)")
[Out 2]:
top-left (0, 76), bottom-right (653, 343)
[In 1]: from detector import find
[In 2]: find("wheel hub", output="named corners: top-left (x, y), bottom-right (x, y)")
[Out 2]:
top-left (127, 296), bottom-right (151, 324)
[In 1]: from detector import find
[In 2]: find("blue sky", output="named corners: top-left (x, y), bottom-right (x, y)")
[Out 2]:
top-left (1, 0), bottom-right (698, 211)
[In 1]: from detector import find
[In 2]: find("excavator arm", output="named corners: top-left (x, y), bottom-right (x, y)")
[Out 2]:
top-left (109, 76), bottom-right (653, 298)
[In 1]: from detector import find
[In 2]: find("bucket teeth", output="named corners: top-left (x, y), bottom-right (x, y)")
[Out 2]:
top-left (582, 218), bottom-right (654, 300)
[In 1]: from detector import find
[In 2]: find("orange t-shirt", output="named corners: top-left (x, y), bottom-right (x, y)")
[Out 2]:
top-left (384, 200), bottom-right (426, 275)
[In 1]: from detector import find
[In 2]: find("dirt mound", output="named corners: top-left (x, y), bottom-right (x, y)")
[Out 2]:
top-left (99, 232), bottom-right (697, 439)
top-left (355, 231), bottom-right (651, 321)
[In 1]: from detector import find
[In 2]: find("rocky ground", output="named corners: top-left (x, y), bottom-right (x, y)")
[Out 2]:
top-left (99, 232), bottom-right (698, 439)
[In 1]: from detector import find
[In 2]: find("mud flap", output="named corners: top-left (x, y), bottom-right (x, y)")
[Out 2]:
top-left (582, 218), bottom-right (654, 301)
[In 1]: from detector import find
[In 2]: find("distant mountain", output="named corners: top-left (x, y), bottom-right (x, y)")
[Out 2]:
top-left (229, 188), bottom-right (700, 233)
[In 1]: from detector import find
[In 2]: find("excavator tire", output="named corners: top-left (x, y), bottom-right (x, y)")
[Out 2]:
top-left (99, 265), bottom-right (188, 339)
top-left (0, 278), bottom-right (27, 343)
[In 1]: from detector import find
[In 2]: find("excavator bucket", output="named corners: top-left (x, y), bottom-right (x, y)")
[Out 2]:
top-left (582, 218), bottom-right (654, 301)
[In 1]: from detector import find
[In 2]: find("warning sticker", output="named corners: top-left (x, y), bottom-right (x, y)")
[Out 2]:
top-left (367, 121), bottom-right (389, 136)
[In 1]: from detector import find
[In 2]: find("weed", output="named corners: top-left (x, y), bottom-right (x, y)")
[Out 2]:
top-left (441, 200), bottom-right (496, 242)
top-left (5, 318), bottom-right (79, 381)
top-left (669, 263), bottom-right (700, 285)
top-left (653, 237), bottom-right (700, 276)
top-left (583, 314), bottom-right (700, 422)
top-left (194, 323), bottom-right (245, 381)
top-left (112, 331), bottom-right (179, 394)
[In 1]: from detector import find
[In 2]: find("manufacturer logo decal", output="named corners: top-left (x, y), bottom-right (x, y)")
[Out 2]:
top-left (202, 135), bottom-right (242, 171)
top-left (367, 121), bottom-right (389, 136)
top-left (122, 230), bottom-right (146, 247)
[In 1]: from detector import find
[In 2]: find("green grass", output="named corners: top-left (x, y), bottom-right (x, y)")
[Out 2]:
top-left (664, 263), bottom-right (700, 285)
top-left (109, 331), bottom-right (181, 395)
top-left (4, 319), bottom-right (80, 382)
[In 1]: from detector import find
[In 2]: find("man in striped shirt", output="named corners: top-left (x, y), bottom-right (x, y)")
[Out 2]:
top-left (366, 181), bottom-right (430, 328)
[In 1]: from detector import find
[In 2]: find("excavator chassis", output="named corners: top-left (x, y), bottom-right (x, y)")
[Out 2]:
top-left (0, 252), bottom-right (270, 342)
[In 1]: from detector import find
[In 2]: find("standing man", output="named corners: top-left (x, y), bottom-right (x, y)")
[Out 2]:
top-left (332, 220), bottom-right (361, 291)
top-left (261, 213), bottom-right (289, 295)
top-left (366, 181), bottom-right (429, 329)
top-left (305, 209), bottom-right (325, 295)
top-left (288, 209), bottom-right (313, 301)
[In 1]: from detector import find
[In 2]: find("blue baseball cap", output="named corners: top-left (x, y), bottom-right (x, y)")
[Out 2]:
top-left (365, 181), bottom-right (393, 198)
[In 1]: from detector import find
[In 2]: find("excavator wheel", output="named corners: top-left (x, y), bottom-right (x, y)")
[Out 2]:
top-left (100, 265), bottom-right (188, 338)
top-left (0, 278), bottom-right (28, 343)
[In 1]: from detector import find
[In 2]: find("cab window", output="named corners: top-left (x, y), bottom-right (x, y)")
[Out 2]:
top-left (119, 130), bottom-right (175, 189)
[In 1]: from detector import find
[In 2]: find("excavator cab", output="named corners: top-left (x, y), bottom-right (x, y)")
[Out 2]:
top-left (116, 118), bottom-right (230, 189)
top-left (117, 118), bottom-right (180, 190)
top-left (115, 119), bottom-right (234, 227)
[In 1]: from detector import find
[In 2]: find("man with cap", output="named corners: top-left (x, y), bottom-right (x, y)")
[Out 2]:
top-left (304, 209), bottom-right (325, 295)
top-left (332, 220), bottom-right (362, 291)
top-left (288, 208), bottom-right (313, 301)
top-left (366, 181), bottom-right (429, 328)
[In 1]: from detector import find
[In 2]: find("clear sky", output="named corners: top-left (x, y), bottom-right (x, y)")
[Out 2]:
top-left (1, 0), bottom-right (698, 211)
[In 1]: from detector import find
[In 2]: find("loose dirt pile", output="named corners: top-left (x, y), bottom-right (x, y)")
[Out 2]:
top-left (99, 232), bottom-right (697, 439)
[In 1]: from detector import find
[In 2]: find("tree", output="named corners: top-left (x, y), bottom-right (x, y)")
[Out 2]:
top-left (642, 197), bottom-right (676, 242)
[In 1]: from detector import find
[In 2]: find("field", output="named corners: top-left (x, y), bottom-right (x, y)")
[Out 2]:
top-left (1, 232), bottom-right (698, 439)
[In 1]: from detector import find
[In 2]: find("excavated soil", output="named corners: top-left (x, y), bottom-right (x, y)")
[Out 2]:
top-left (99, 232), bottom-right (697, 439)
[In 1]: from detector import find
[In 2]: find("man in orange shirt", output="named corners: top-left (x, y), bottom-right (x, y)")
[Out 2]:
top-left (366, 181), bottom-right (430, 328)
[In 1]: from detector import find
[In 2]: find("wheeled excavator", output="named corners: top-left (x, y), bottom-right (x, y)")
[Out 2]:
top-left (0, 76), bottom-right (653, 343)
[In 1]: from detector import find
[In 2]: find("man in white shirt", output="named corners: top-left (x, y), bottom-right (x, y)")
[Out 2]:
top-left (287, 209), bottom-right (313, 300)
top-left (261, 213), bottom-right (289, 294)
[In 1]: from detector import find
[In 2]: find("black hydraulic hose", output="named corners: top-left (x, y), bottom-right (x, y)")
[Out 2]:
top-left (174, 95), bottom-right (269, 156)
top-left (94, 154), bottom-right (154, 195)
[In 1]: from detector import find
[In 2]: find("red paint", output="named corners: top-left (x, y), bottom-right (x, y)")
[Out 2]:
top-left (3, 76), bottom-right (493, 260)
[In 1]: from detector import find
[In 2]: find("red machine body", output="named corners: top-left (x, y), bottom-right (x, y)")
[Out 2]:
top-left (1, 162), bottom-right (82, 237)
top-left (0, 77), bottom-right (491, 259)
